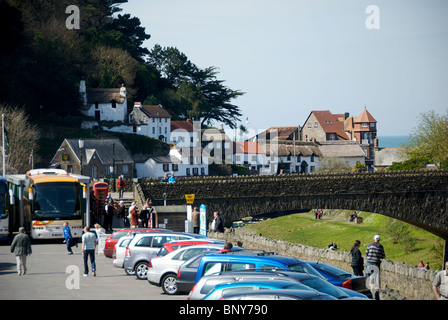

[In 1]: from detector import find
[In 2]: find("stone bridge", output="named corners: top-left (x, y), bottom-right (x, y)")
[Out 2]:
top-left (137, 170), bottom-right (448, 240)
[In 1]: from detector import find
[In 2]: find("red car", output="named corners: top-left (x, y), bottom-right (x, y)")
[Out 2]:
top-left (103, 228), bottom-right (171, 258)
top-left (156, 239), bottom-right (225, 257)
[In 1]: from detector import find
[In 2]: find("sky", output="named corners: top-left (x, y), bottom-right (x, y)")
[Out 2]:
top-left (118, 0), bottom-right (448, 138)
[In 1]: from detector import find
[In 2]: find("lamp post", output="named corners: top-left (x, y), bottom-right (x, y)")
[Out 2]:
top-left (79, 139), bottom-right (84, 175)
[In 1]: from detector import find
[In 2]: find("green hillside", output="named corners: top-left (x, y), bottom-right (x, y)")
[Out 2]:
top-left (247, 210), bottom-right (444, 270)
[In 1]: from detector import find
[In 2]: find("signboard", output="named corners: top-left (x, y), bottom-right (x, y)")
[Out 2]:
top-left (185, 194), bottom-right (195, 204)
top-left (199, 204), bottom-right (207, 237)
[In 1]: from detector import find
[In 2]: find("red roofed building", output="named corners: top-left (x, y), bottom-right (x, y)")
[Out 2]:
top-left (300, 110), bottom-right (350, 142)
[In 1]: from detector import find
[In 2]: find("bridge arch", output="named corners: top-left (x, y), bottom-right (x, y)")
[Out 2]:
top-left (138, 170), bottom-right (448, 239)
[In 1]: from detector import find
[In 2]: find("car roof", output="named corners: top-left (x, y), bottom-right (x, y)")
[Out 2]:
top-left (212, 279), bottom-right (313, 290)
top-left (165, 239), bottom-right (224, 246)
top-left (223, 289), bottom-right (337, 300)
top-left (165, 244), bottom-right (223, 256)
top-left (200, 252), bottom-right (303, 264)
top-left (214, 270), bottom-right (315, 280)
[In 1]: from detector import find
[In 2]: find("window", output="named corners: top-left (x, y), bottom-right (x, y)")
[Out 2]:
top-left (122, 165), bottom-right (129, 174)
top-left (135, 236), bottom-right (153, 247)
top-left (111, 100), bottom-right (116, 108)
top-left (152, 127), bottom-right (155, 134)
top-left (308, 122), bottom-right (312, 128)
top-left (314, 122), bottom-right (318, 128)
top-left (163, 164), bottom-right (169, 172)
top-left (201, 167), bottom-right (205, 175)
top-left (186, 168), bottom-right (191, 176)
top-left (362, 123), bottom-right (368, 128)
top-left (91, 166), bottom-right (98, 179)
top-left (172, 164), bottom-right (178, 171)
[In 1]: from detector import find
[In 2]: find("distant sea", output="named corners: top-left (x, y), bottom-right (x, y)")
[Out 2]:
top-left (378, 136), bottom-right (409, 148)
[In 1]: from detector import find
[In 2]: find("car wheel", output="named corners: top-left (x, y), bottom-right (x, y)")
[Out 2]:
top-left (134, 262), bottom-right (149, 280)
top-left (161, 273), bottom-right (178, 295)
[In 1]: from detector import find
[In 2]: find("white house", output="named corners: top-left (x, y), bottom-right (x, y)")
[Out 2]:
top-left (128, 102), bottom-right (172, 143)
top-left (79, 80), bottom-right (127, 122)
top-left (262, 141), bottom-right (321, 174)
top-left (233, 141), bottom-right (266, 171)
top-left (170, 120), bottom-right (201, 147)
top-left (135, 146), bottom-right (208, 178)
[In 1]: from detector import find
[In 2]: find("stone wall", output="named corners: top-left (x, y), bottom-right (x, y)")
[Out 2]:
top-left (137, 171), bottom-right (448, 239)
top-left (208, 230), bottom-right (438, 300)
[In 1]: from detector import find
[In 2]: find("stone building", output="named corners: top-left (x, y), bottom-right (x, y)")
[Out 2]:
top-left (50, 138), bottom-right (134, 179)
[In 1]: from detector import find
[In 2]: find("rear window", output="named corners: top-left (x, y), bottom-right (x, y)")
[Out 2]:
top-left (203, 262), bottom-right (255, 277)
top-left (288, 262), bottom-right (325, 279)
top-left (119, 239), bottom-right (132, 248)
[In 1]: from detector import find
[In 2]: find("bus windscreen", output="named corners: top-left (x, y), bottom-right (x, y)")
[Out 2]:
top-left (33, 182), bottom-right (81, 219)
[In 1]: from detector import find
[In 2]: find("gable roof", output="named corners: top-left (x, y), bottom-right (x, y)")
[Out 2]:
top-left (171, 120), bottom-right (195, 132)
top-left (141, 105), bottom-right (172, 118)
top-left (308, 110), bottom-right (349, 140)
top-left (65, 138), bottom-right (134, 165)
top-left (316, 140), bottom-right (365, 158)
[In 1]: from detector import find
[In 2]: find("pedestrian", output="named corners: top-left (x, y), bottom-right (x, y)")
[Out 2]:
top-left (426, 262), bottom-right (431, 270)
top-left (211, 211), bottom-right (224, 233)
top-left (168, 172), bottom-right (176, 183)
top-left (418, 261), bottom-right (425, 268)
top-left (365, 234), bottom-right (385, 298)
top-left (104, 198), bottom-right (115, 232)
top-left (116, 200), bottom-right (126, 228)
top-left (219, 242), bottom-right (233, 253)
top-left (81, 226), bottom-right (97, 277)
top-left (63, 222), bottom-right (77, 255)
top-left (117, 176), bottom-right (125, 198)
top-left (432, 261), bottom-right (448, 300)
top-left (350, 240), bottom-right (364, 276)
top-left (192, 207), bottom-right (200, 234)
top-left (10, 227), bottom-right (32, 276)
top-left (161, 172), bottom-right (169, 183)
top-left (129, 202), bottom-right (138, 228)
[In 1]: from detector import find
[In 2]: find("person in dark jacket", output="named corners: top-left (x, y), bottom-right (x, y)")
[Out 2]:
top-left (350, 240), bottom-right (364, 276)
top-left (10, 227), bottom-right (32, 276)
top-left (211, 211), bottom-right (224, 233)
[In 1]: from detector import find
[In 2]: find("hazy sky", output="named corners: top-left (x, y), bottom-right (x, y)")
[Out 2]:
top-left (118, 0), bottom-right (448, 137)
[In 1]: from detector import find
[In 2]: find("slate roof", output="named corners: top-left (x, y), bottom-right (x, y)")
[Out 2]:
top-left (65, 138), bottom-right (134, 165)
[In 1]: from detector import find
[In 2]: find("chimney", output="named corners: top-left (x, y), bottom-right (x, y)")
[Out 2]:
top-left (134, 102), bottom-right (142, 108)
top-left (374, 138), bottom-right (379, 151)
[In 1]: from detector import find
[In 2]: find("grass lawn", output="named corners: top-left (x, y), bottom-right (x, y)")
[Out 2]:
top-left (247, 209), bottom-right (445, 270)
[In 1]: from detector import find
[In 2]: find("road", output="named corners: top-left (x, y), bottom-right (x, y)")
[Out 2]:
top-left (0, 241), bottom-right (187, 300)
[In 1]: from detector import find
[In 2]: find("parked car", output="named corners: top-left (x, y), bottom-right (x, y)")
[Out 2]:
top-left (156, 239), bottom-right (225, 257)
top-left (306, 261), bottom-right (372, 298)
top-left (123, 232), bottom-right (206, 279)
top-left (221, 289), bottom-right (337, 300)
top-left (194, 251), bottom-right (326, 284)
top-left (202, 279), bottom-right (336, 300)
top-left (188, 270), bottom-right (368, 300)
top-left (103, 228), bottom-right (171, 258)
top-left (112, 235), bottom-right (134, 272)
top-left (148, 244), bottom-right (224, 295)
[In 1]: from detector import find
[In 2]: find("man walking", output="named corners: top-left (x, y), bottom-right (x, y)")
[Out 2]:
top-left (10, 227), bottom-right (32, 276)
top-left (81, 226), bottom-right (97, 277)
top-left (365, 234), bottom-right (385, 299)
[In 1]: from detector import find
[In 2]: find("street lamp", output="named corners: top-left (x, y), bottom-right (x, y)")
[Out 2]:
top-left (79, 139), bottom-right (84, 175)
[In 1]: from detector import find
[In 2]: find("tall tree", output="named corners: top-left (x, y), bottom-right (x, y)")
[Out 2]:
top-left (148, 45), bottom-right (244, 128)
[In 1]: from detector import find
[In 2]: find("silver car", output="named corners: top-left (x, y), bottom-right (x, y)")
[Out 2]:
top-left (112, 235), bottom-right (134, 271)
top-left (148, 244), bottom-right (223, 295)
top-left (123, 232), bottom-right (206, 279)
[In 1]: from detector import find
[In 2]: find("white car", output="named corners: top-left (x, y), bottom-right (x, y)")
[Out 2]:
top-left (147, 244), bottom-right (223, 295)
top-left (113, 235), bottom-right (134, 273)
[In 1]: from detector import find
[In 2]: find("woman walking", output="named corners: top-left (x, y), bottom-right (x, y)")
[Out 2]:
top-left (350, 240), bottom-right (364, 276)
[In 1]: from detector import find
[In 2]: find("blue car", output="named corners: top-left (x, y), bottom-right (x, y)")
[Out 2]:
top-left (203, 279), bottom-right (337, 300)
top-left (195, 251), bottom-right (326, 284)
top-left (306, 261), bottom-right (372, 298)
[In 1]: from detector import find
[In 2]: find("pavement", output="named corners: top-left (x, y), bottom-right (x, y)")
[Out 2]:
top-left (0, 240), bottom-right (186, 300)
